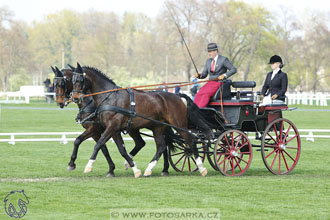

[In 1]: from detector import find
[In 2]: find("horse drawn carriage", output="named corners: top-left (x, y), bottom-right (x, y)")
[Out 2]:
top-left (53, 64), bottom-right (301, 177)
top-left (167, 80), bottom-right (301, 176)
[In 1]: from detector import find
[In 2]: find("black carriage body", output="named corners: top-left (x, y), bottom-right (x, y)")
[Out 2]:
top-left (200, 80), bottom-right (288, 132)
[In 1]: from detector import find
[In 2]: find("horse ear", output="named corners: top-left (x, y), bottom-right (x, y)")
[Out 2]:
top-left (55, 66), bottom-right (63, 77)
top-left (76, 62), bottom-right (83, 73)
top-left (51, 66), bottom-right (56, 75)
top-left (67, 64), bottom-right (75, 71)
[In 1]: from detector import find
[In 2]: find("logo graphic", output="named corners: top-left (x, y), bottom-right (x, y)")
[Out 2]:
top-left (4, 190), bottom-right (29, 218)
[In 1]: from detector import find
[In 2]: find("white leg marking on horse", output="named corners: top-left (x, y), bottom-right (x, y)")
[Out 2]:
top-left (84, 159), bottom-right (95, 173)
top-left (195, 157), bottom-right (207, 176)
top-left (144, 160), bottom-right (157, 176)
top-left (132, 166), bottom-right (141, 178)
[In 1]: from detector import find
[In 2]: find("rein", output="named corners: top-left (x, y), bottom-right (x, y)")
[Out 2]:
top-left (82, 78), bottom-right (219, 98)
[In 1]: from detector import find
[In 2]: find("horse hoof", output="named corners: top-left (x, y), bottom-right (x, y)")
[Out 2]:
top-left (67, 165), bottom-right (76, 171)
top-left (143, 170), bottom-right (152, 177)
top-left (134, 169), bottom-right (142, 178)
top-left (200, 168), bottom-right (208, 177)
top-left (161, 172), bottom-right (169, 176)
top-left (106, 173), bottom-right (115, 178)
top-left (84, 167), bottom-right (93, 173)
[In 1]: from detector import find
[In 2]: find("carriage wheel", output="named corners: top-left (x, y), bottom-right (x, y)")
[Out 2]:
top-left (213, 130), bottom-right (252, 176)
top-left (168, 141), bottom-right (206, 172)
top-left (261, 118), bottom-right (301, 175)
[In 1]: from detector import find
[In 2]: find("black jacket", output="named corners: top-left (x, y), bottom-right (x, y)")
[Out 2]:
top-left (261, 70), bottom-right (288, 101)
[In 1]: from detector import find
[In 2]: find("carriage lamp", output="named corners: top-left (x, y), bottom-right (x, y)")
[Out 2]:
top-left (245, 107), bottom-right (249, 117)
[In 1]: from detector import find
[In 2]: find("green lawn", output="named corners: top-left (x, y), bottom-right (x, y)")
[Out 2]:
top-left (0, 103), bottom-right (329, 219)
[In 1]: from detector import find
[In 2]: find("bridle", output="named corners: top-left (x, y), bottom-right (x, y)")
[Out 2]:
top-left (72, 71), bottom-right (87, 94)
top-left (53, 76), bottom-right (69, 98)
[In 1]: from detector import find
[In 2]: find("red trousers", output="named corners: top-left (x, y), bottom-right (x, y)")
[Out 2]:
top-left (194, 81), bottom-right (223, 108)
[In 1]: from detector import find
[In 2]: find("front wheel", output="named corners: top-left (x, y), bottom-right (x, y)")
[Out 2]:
top-left (213, 130), bottom-right (252, 176)
top-left (261, 118), bottom-right (301, 175)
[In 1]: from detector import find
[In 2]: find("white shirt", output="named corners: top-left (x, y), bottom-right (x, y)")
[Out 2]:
top-left (271, 68), bottom-right (280, 80)
top-left (213, 54), bottom-right (219, 65)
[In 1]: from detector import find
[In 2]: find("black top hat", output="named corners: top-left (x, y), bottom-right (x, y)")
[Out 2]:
top-left (207, 43), bottom-right (218, 52)
top-left (269, 55), bottom-right (282, 64)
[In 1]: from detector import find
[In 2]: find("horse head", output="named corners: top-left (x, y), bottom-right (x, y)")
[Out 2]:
top-left (52, 66), bottom-right (71, 108)
top-left (72, 62), bottom-right (90, 104)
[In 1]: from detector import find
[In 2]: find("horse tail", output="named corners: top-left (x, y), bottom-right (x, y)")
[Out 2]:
top-left (177, 93), bottom-right (213, 138)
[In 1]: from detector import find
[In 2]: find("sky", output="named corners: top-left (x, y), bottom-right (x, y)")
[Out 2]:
top-left (1, 0), bottom-right (330, 24)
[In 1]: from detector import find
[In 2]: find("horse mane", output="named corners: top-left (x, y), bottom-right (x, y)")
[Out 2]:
top-left (83, 66), bottom-right (116, 85)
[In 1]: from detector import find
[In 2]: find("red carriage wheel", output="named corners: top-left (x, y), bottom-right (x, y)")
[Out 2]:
top-left (261, 118), bottom-right (301, 175)
top-left (168, 141), bottom-right (206, 172)
top-left (213, 130), bottom-right (252, 176)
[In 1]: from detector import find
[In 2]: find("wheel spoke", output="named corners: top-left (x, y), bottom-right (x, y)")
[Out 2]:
top-left (270, 150), bottom-right (279, 169)
top-left (239, 152), bottom-right (252, 155)
top-left (278, 150), bottom-right (281, 173)
top-left (174, 154), bottom-right (185, 166)
top-left (267, 132), bottom-right (278, 144)
top-left (285, 146), bottom-right (298, 149)
top-left (234, 157), bottom-right (243, 172)
top-left (188, 157), bottom-right (191, 172)
top-left (283, 125), bottom-right (292, 140)
top-left (236, 140), bottom-right (249, 151)
top-left (180, 156), bottom-right (187, 171)
top-left (280, 121), bottom-right (284, 142)
top-left (231, 158), bottom-right (235, 176)
top-left (218, 155), bottom-right (230, 165)
top-left (273, 124), bottom-right (280, 142)
top-left (283, 150), bottom-right (296, 162)
top-left (171, 151), bottom-right (184, 156)
top-left (225, 157), bottom-right (231, 171)
top-left (265, 148), bottom-right (278, 159)
top-left (234, 134), bottom-right (243, 149)
top-left (217, 144), bottom-right (230, 153)
top-left (281, 151), bottom-right (289, 171)
top-left (224, 136), bottom-right (231, 150)
top-left (284, 134), bottom-right (298, 145)
top-left (264, 144), bottom-right (278, 148)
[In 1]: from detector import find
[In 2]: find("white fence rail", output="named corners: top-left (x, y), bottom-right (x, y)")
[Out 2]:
top-left (287, 92), bottom-right (329, 106)
top-left (0, 86), bottom-right (55, 104)
top-left (0, 132), bottom-right (154, 145)
top-left (0, 130), bottom-right (329, 145)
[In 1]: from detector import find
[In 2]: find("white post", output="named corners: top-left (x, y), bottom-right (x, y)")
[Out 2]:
top-left (60, 134), bottom-right (68, 144)
top-left (9, 135), bottom-right (15, 145)
top-left (309, 93), bottom-right (313, 105)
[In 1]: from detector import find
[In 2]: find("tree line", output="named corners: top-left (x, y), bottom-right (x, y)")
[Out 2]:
top-left (0, 0), bottom-right (329, 92)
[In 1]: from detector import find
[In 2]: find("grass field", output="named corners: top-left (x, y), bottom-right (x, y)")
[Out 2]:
top-left (0, 102), bottom-right (330, 219)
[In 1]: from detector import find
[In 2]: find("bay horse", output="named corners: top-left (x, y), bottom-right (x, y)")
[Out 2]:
top-left (52, 66), bottom-right (171, 177)
top-left (71, 63), bottom-right (210, 177)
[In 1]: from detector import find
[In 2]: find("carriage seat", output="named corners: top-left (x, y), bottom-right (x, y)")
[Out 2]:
top-left (210, 80), bottom-right (232, 101)
top-left (211, 80), bottom-right (256, 101)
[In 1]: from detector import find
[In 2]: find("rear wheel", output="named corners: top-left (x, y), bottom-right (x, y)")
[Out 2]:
top-left (261, 118), bottom-right (301, 175)
top-left (213, 130), bottom-right (252, 176)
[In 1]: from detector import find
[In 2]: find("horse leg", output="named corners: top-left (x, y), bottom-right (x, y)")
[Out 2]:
top-left (144, 127), bottom-right (167, 177)
top-left (68, 127), bottom-right (95, 171)
top-left (124, 130), bottom-right (146, 169)
top-left (178, 131), bottom-right (207, 176)
top-left (112, 132), bottom-right (142, 178)
top-left (161, 147), bottom-right (169, 176)
top-left (84, 126), bottom-right (116, 174)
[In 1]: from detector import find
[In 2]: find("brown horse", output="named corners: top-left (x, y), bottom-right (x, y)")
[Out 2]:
top-left (71, 63), bottom-right (210, 177)
top-left (52, 66), bottom-right (171, 177)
